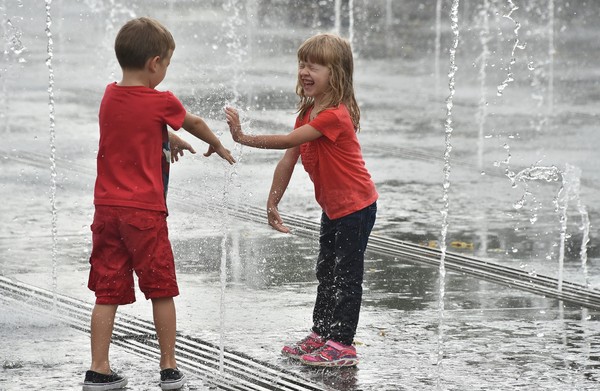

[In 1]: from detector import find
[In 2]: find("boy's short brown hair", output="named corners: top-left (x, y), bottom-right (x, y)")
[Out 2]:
top-left (115, 17), bottom-right (176, 70)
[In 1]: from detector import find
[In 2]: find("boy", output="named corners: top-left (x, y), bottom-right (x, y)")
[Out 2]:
top-left (83, 17), bottom-right (235, 391)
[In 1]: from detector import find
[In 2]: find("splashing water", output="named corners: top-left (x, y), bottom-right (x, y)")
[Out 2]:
top-left (223, 0), bottom-right (247, 106)
top-left (99, 0), bottom-right (136, 80)
top-left (560, 164), bottom-right (590, 289)
top-left (509, 164), bottom-right (590, 291)
top-left (2, 7), bottom-right (28, 132)
top-left (437, 0), bottom-right (460, 388)
top-left (497, 0), bottom-right (526, 96)
top-left (6, 19), bottom-right (27, 61)
top-left (434, 0), bottom-right (442, 95)
top-left (219, 215), bottom-right (228, 374)
top-left (334, 0), bottom-right (341, 35)
top-left (1, 1), bottom-right (8, 132)
top-left (221, 0), bottom-right (248, 172)
top-left (556, 171), bottom-right (569, 291)
top-left (547, 0), bottom-right (555, 116)
top-left (509, 165), bottom-right (560, 213)
top-left (348, 0), bottom-right (354, 47)
top-left (217, 1), bottom-right (250, 372)
top-left (555, 165), bottom-right (589, 292)
top-left (476, 0), bottom-right (491, 172)
top-left (334, 0), bottom-right (354, 45)
top-left (509, 165), bottom-right (561, 186)
top-left (45, 0), bottom-right (58, 308)
top-left (383, 0), bottom-right (393, 56)
top-left (522, 1), bottom-right (554, 133)
top-left (474, 0), bottom-right (492, 255)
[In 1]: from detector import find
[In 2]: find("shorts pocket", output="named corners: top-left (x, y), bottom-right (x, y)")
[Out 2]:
top-left (90, 222), bottom-right (105, 233)
top-left (126, 216), bottom-right (157, 231)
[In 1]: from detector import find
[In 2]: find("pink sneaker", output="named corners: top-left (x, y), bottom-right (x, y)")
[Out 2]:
top-left (300, 340), bottom-right (358, 367)
top-left (281, 332), bottom-right (325, 359)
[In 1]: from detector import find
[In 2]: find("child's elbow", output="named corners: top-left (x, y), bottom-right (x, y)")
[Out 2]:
top-left (182, 115), bottom-right (205, 132)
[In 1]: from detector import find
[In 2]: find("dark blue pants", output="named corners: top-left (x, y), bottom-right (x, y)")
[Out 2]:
top-left (312, 202), bottom-right (377, 346)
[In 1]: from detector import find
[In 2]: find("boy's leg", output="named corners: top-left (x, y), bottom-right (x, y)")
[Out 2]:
top-left (152, 297), bottom-right (177, 369)
top-left (90, 303), bottom-right (119, 374)
top-left (123, 208), bottom-right (179, 369)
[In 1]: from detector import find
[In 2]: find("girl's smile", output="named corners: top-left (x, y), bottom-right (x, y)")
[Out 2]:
top-left (299, 60), bottom-right (330, 100)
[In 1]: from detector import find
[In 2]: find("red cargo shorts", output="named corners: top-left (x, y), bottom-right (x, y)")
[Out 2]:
top-left (88, 205), bottom-right (179, 305)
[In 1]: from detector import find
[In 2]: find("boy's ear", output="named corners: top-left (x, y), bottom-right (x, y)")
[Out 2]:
top-left (147, 55), bottom-right (161, 72)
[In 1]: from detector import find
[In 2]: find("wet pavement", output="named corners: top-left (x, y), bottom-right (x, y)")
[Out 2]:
top-left (2, 237), bottom-right (600, 390)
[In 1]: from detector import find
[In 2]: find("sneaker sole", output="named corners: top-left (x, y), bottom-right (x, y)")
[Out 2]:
top-left (301, 358), bottom-right (359, 367)
top-left (161, 373), bottom-right (187, 390)
top-left (82, 378), bottom-right (128, 391)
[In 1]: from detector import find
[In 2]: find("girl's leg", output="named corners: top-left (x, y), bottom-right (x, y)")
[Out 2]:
top-left (329, 203), bottom-right (377, 345)
top-left (152, 297), bottom-right (178, 369)
top-left (312, 212), bottom-right (337, 339)
top-left (90, 303), bottom-right (119, 374)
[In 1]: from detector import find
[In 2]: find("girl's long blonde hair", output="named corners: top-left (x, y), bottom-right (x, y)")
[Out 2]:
top-left (296, 33), bottom-right (360, 131)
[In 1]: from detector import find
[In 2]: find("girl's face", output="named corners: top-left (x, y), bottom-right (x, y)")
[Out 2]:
top-left (298, 60), bottom-right (330, 102)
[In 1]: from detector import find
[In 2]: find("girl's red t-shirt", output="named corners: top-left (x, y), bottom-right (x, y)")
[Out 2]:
top-left (297, 103), bottom-right (378, 219)
top-left (94, 83), bottom-right (187, 212)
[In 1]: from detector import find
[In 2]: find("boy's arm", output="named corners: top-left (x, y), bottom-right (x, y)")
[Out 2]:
top-left (168, 131), bottom-right (196, 163)
top-left (266, 147), bottom-right (300, 233)
top-left (182, 113), bottom-right (235, 164)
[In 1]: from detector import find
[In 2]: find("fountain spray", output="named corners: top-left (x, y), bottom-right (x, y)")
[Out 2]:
top-left (218, 0), bottom-right (248, 374)
top-left (497, 0), bottom-right (526, 97)
top-left (1, 0), bottom-right (7, 132)
top-left (434, 0), bottom-right (442, 95)
top-left (437, 0), bottom-right (460, 388)
top-left (45, 0), bottom-right (58, 309)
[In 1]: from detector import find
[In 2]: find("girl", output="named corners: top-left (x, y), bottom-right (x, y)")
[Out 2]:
top-left (225, 33), bottom-right (377, 367)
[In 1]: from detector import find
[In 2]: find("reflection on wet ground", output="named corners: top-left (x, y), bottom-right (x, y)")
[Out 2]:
top-left (168, 229), bottom-right (600, 390)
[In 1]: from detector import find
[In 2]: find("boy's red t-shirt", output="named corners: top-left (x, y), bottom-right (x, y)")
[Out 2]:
top-left (94, 83), bottom-right (187, 212)
top-left (297, 103), bottom-right (378, 220)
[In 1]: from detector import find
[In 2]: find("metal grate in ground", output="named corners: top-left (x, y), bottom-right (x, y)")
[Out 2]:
top-left (190, 194), bottom-right (600, 311)
top-left (0, 275), bottom-right (325, 391)
top-left (4, 150), bottom-right (600, 310)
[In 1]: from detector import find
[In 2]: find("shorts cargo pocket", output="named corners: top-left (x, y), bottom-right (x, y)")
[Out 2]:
top-left (127, 215), bottom-right (157, 231)
top-left (90, 222), bottom-right (105, 233)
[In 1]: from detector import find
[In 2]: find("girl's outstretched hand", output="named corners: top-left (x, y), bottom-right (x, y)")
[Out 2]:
top-left (224, 107), bottom-right (243, 143)
top-left (267, 205), bottom-right (290, 233)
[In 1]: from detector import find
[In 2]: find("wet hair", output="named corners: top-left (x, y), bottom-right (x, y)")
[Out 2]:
top-left (296, 33), bottom-right (360, 131)
top-left (114, 17), bottom-right (175, 70)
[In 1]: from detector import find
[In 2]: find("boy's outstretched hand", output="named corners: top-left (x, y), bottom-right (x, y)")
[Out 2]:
top-left (204, 143), bottom-right (236, 165)
top-left (224, 107), bottom-right (243, 143)
top-left (169, 131), bottom-right (196, 163)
